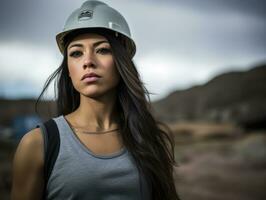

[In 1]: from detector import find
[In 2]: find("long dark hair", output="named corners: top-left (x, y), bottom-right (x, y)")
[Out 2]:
top-left (35, 28), bottom-right (181, 200)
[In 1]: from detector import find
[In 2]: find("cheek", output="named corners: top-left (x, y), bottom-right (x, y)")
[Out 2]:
top-left (107, 66), bottom-right (120, 87)
top-left (67, 63), bottom-right (82, 89)
top-left (104, 60), bottom-right (120, 81)
top-left (68, 60), bottom-right (79, 78)
top-left (103, 57), bottom-right (116, 73)
top-left (99, 57), bottom-right (114, 69)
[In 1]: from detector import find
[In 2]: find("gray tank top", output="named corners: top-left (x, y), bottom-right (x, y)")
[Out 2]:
top-left (39, 115), bottom-right (151, 200)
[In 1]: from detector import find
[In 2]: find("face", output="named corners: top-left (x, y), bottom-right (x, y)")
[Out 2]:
top-left (67, 33), bottom-right (120, 99)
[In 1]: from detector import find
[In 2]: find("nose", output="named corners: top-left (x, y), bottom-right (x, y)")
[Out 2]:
top-left (83, 51), bottom-right (96, 69)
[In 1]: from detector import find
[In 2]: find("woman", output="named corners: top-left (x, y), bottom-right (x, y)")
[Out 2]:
top-left (11, 1), bottom-right (181, 200)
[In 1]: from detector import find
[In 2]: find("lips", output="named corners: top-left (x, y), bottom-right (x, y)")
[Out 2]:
top-left (81, 72), bottom-right (101, 80)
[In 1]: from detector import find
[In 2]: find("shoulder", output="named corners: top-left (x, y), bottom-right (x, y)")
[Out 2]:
top-left (20, 128), bottom-right (44, 153)
top-left (14, 127), bottom-right (44, 168)
top-left (11, 128), bottom-right (45, 199)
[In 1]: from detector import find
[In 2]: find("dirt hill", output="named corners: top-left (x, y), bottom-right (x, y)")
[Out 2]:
top-left (151, 63), bottom-right (266, 130)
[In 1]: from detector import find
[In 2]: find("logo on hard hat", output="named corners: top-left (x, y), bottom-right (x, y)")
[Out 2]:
top-left (78, 10), bottom-right (93, 21)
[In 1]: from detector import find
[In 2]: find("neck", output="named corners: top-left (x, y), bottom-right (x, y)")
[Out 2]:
top-left (69, 90), bottom-right (120, 131)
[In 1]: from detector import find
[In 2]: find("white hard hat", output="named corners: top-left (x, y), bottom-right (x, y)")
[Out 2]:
top-left (56, 0), bottom-right (136, 58)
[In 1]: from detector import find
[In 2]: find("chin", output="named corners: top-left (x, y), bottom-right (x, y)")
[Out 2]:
top-left (81, 91), bottom-right (102, 98)
top-left (78, 84), bottom-right (118, 98)
top-left (80, 88), bottom-right (106, 99)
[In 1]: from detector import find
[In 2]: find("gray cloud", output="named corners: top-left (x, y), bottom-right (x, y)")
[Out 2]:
top-left (154, 0), bottom-right (266, 19)
top-left (0, 0), bottom-right (265, 100)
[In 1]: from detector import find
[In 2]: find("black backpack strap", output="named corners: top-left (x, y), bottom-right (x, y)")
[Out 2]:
top-left (36, 119), bottom-right (60, 199)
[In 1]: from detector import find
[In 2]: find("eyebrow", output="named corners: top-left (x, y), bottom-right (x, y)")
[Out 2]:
top-left (68, 40), bottom-right (109, 50)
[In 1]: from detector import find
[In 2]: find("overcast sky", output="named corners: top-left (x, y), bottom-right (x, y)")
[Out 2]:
top-left (0, 0), bottom-right (265, 101)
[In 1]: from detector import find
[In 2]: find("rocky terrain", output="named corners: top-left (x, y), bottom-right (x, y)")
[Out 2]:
top-left (172, 123), bottom-right (266, 200)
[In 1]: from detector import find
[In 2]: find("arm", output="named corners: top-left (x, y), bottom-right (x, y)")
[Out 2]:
top-left (11, 128), bottom-right (45, 200)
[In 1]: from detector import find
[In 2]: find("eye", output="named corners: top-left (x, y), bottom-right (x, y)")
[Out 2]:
top-left (97, 48), bottom-right (112, 54)
top-left (69, 50), bottom-right (83, 57)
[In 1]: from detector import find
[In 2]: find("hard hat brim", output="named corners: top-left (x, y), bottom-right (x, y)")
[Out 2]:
top-left (56, 27), bottom-right (136, 58)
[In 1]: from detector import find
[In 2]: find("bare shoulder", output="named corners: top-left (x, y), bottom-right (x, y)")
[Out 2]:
top-left (21, 128), bottom-right (44, 148)
top-left (11, 128), bottom-right (45, 200)
top-left (14, 127), bottom-right (44, 169)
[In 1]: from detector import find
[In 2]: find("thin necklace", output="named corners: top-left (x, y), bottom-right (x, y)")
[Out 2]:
top-left (70, 124), bottom-right (120, 134)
